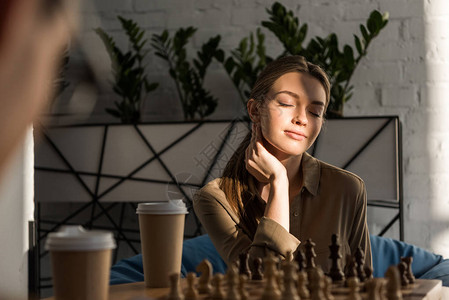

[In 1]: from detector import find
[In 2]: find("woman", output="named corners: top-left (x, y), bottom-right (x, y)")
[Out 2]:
top-left (193, 55), bottom-right (372, 273)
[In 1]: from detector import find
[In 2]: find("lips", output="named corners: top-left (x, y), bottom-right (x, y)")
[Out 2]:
top-left (284, 130), bottom-right (307, 141)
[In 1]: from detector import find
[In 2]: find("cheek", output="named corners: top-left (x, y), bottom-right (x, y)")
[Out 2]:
top-left (310, 120), bottom-right (323, 139)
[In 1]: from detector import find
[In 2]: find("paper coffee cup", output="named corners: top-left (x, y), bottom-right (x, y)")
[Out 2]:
top-left (45, 226), bottom-right (116, 300)
top-left (137, 200), bottom-right (188, 287)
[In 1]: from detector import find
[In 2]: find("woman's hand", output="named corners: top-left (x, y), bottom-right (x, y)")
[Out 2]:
top-left (245, 123), bottom-right (286, 183)
top-left (245, 123), bottom-right (290, 231)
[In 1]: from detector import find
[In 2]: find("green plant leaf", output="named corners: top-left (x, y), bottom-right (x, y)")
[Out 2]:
top-left (360, 24), bottom-right (369, 42)
top-left (343, 45), bottom-right (354, 67)
top-left (96, 16), bottom-right (159, 122)
top-left (369, 10), bottom-right (384, 32)
top-left (354, 35), bottom-right (363, 55)
top-left (224, 57), bottom-right (235, 74)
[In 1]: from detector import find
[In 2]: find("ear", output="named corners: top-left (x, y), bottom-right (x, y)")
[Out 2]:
top-left (247, 99), bottom-right (261, 123)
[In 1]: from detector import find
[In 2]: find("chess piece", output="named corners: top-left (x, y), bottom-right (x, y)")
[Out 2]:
top-left (365, 278), bottom-right (384, 300)
top-left (196, 259), bottom-right (212, 294)
top-left (309, 267), bottom-right (326, 300)
top-left (185, 273), bottom-right (199, 300)
top-left (211, 273), bottom-right (226, 300)
top-left (397, 261), bottom-right (409, 287)
top-left (226, 264), bottom-right (241, 300)
top-left (239, 252), bottom-right (251, 279)
top-left (328, 234), bottom-right (345, 283)
top-left (354, 247), bottom-right (366, 282)
top-left (323, 276), bottom-right (334, 300)
top-left (277, 269), bottom-right (285, 293)
top-left (297, 270), bottom-right (310, 299)
top-left (385, 266), bottom-right (403, 300)
top-left (304, 239), bottom-right (317, 282)
top-left (261, 252), bottom-right (281, 300)
top-left (239, 274), bottom-right (249, 300)
top-left (401, 257), bottom-right (416, 284)
top-left (285, 251), bottom-right (294, 264)
top-left (347, 276), bottom-right (361, 300)
top-left (294, 245), bottom-right (306, 271)
top-left (345, 254), bottom-right (357, 284)
top-left (167, 273), bottom-right (184, 300)
top-left (364, 265), bottom-right (374, 280)
top-left (252, 257), bottom-right (264, 280)
top-left (281, 259), bottom-right (299, 300)
top-left (304, 238), bottom-right (317, 270)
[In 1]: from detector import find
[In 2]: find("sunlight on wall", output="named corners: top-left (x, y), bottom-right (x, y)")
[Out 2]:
top-left (424, 0), bottom-right (449, 258)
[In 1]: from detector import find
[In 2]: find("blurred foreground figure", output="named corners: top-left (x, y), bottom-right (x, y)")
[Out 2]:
top-left (0, 0), bottom-right (75, 177)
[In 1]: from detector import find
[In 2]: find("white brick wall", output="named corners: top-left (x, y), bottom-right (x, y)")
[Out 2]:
top-left (52, 0), bottom-right (449, 257)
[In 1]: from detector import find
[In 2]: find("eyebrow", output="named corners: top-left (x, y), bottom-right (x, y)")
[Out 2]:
top-left (272, 90), bottom-right (325, 106)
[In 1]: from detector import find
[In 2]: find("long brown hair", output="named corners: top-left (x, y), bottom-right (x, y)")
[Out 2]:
top-left (219, 55), bottom-right (330, 236)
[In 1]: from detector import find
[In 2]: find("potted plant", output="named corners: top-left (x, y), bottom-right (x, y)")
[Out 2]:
top-left (151, 27), bottom-right (223, 121)
top-left (95, 16), bottom-right (159, 123)
top-left (219, 2), bottom-right (389, 118)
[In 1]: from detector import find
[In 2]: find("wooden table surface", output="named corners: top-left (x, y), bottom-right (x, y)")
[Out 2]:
top-left (42, 279), bottom-right (448, 300)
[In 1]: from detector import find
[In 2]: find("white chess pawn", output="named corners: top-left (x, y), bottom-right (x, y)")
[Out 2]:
top-left (239, 274), bottom-right (249, 300)
top-left (211, 273), bottom-right (226, 300)
top-left (309, 267), bottom-right (326, 300)
top-left (261, 252), bottom-right (281, 300)
top-left (366, 278), bottom-right (384, 300)
top-left (167, 273), bottom-right (184, 300)
top-left (281, 259), bottom-right (299, 300)
top-left (385, 266), bottom-right (403, 300)
top-left (324, 276), bottom-right (334, 300)
top-left (185, 272), bottom-right (199, 300)
top-left (297, 270), bottom-right (310, 299)
top-left (347, 277), bottom-right (361, 300)
top-left (226, 264), bottom-right (241, 300)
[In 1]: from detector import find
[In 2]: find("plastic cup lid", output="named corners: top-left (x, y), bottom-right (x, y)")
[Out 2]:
top-left (45, 225), bottom-right (116, 251)
top-left (136, 200), bottom-right (188, 215)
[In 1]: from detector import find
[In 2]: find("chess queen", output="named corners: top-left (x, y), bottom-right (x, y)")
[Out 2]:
top-left (193, 55), bottom-right (372, 274)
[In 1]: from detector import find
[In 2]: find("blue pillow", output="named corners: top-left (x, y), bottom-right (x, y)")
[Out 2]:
top-left (110, 254), bottom-right (144, 285)
top-left (110, 234), bottom-right (226, 285)
top-left (419, 259), bottom-right (449, 286)
top-left (370, 235), bottom-right (443, 278)
top-left (181, 234), bottom-right (227, 276)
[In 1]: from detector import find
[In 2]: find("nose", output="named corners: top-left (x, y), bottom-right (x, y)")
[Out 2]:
top-left (293, 107), bottom-right (308, 126)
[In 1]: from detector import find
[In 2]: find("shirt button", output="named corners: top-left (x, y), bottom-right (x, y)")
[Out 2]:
top-left (293, 211), bottom-right (299, 217)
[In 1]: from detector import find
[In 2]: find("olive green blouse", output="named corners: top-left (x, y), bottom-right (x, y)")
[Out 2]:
top-left (193, 152), bottom-right (372, 273)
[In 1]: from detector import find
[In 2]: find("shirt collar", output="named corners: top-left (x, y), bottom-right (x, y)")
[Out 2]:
top-left (301, 152), bottom-right (320, 196)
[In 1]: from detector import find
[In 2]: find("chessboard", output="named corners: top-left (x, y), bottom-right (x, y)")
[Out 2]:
top-left (161, 256), bottom-right (443, 300)
top-left (166, 277), bottom-right (442, 300)
top-left (162, 235), bottom-right (443, 300)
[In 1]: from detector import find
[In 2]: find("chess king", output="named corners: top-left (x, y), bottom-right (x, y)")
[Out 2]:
top-left (193, 55), bottom-right (372, 274)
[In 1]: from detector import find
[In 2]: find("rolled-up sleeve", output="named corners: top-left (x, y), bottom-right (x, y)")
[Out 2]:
top-left (193, 180), bottom-right (300, 267)
top-left (251, 217), bottom-right (300, 257)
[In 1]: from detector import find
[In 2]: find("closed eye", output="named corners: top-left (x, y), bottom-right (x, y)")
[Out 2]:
top-left (278, 102), bottom-right (294, 107)
top-left (309, 111), bottom-right (322, 118)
